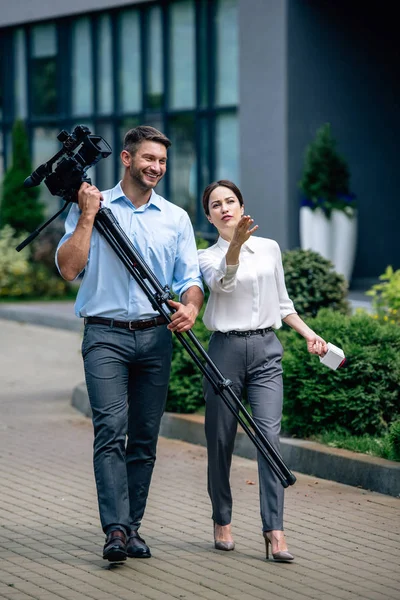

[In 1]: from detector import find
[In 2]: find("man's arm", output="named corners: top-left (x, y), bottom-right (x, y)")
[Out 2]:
top-left (167, 285), bottom-right (204, 333)
top-left (57, 183), bottom-right (101, 281)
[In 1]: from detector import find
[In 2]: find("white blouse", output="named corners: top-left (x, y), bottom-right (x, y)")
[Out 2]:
top-left (198, 236), bottom-right (296, 332)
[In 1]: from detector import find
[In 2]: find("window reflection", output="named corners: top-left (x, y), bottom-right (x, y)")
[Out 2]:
top-left (168, 114), bottom-right (196, 220)
top-left (119, 10), bottom-right (141, 113)
top-left (71, 18), bottom-right (93, 115)
top-left (94, 124), bottom-right (114, 190)
top-left (14, 29), bottom-right (28, 120)
top-left (146, 5), bottom-right (164, 109)
top-left (169, 0), bottom-right (195, 109)
top-left (31, 24), bottom-right (57, 116)
top-left (216, 0), bottom-right (238, 106)
top-left (215, 113), bottom-right (238, 183)
top-left (97, 15), bottom-right (113, 115)
top-left (32, 128), bottom-right (60, 212)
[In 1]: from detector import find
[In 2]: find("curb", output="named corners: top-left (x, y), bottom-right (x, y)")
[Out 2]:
top-left (0, 304), bottom-right (82, 332)
top-left (72, 382), bottom-right (400, 498)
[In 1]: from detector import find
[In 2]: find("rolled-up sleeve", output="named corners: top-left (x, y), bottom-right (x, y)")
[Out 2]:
top-left (274, 242), bottom-right (297, 319)
top-left (198, 249), bottom-right (239, 293)
top-left (55, 203), bottom-right (84, 278)
top-left (172, 214), bottom-right (204, 298)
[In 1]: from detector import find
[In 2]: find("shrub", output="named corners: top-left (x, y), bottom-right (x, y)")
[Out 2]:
top-left (388, 419), bottom-right (400, 461)
top-left (282, 248), bottom-right (350, 318)
top-left (299, 123), bottom-right (355, 217)
top-left (166, 307), bottom-right (211, 413)
top-left (0, 120), bottom-right (45, 234)
top-left (366, 265), bottom-right (400, 325)
top-left (278, 308), bottom-right (400, 437)
top-left (0, 225), bottom-right (70, 298)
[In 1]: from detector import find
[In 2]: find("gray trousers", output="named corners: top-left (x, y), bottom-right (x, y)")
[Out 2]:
top-left (204, 330), bottom-right (284, 532)
top-left (82, 323), bottom-right (173, 534)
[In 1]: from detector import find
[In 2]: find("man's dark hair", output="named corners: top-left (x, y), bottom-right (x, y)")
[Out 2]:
top-left (123, 125), bottom-right (171, 156)
top-left (202, 179), bottom-right (244, 216)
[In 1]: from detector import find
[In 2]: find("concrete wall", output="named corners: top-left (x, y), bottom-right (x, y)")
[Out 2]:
top-left (0, 0), bottom-right (151, 27)
top-left (287, 0), bottom-right (400, 285)
top-left (239, 0), bottom-right (290, 250)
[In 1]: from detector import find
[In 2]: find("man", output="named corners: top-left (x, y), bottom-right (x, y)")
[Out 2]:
top-left (56, 126), bottom-right (204, 562)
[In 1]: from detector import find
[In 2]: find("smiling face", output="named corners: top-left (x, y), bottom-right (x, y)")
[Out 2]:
top-left (121, 140), bottom-right (167, 191)
top-left (207, 186), bottom-right (244, 239)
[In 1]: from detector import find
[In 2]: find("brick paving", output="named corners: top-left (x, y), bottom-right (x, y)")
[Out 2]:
top-left (0, 319), bottom-right (399, 600)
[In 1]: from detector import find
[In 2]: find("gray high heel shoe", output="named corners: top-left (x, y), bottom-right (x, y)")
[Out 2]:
top-left (264, 531), bottom-right (294, 562)
top-left (214, 523), bottom-right (235, 551)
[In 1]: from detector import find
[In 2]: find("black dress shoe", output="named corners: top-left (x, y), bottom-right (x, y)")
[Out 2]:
top-left (127, 531), bottom-right (151, 558)
top-left (103, 530), bottom-right (127, 562)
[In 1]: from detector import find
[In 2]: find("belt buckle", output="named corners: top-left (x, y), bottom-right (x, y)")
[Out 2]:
top-left (128, 320), bottom-right (137, 331)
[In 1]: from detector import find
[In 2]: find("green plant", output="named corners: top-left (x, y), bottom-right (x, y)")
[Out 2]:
top-left (314, 430), bottom-right (394, 461)
top-left (282, 248), bottom-right (350, 318)
top-left (278, 308), bottom-right (400, 437)
top-left (166, 306), bottom-right (211, 413)
top-left (299, 123), bottom-right (355, 217)
top-left (0, 120), bottom-right (45, 234)
top-left (388, 419), bottom-right (400, 460)
top-left (0, 225), bottom-right (70, 298)
top-left (366, 266), bottom-right (400, 325)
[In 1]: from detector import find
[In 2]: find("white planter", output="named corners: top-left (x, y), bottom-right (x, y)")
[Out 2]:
top-left (300, 206), bottom-right (332, 260)
top-left (331, 209), bottom-right (357, 282)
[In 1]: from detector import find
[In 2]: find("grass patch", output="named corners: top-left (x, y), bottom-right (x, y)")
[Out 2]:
top-left (313, 430), bottom-right (398, 461)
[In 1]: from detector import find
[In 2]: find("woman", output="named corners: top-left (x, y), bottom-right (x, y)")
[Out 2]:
top-left (198, 180), bottom-right (327, 562)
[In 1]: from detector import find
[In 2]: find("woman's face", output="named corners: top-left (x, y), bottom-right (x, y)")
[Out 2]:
top-left (207, 186), bottom-right (244, 238)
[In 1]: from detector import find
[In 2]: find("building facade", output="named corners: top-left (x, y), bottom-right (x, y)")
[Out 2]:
top-left (0, 0), bottom-right (398, 287)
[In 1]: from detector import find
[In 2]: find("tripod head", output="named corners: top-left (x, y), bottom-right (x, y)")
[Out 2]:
top-left (17, 125), bottom-right (112, 252)
top-left (24, 125), bottom-right (112, 203)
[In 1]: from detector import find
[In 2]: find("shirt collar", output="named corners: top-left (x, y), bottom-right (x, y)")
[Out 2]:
top-left (216, 235), bottom-right (256, 253)
top-left (109, 182), bottom-right (162, 211)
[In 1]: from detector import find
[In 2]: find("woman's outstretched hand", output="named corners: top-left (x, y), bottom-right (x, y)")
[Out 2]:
top-left (231, 215), bottom-right (259, 247)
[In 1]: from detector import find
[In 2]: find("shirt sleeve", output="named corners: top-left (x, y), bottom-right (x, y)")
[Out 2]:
top-left (171, 213), bottom-right (204, 299)
top-left (198, 248), bottom-right (239, 293)
top-left (274, 242), bottom-right (297, 319)
top-left (54, 203), bottom-right (86, 279)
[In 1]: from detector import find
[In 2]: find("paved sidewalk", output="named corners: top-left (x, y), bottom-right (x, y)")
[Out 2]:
top-left (0, 319), bottom-right (399, 600)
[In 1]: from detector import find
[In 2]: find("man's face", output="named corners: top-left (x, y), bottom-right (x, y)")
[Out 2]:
top-left (125, 140), bottom-right (167, 191)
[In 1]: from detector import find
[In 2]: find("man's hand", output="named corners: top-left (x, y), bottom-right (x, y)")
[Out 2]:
top-left (167, 300), bottom-right (198, 333)
top-left (78, 182), bottom-right (102, 220)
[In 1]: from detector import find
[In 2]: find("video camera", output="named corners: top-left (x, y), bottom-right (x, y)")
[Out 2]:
top-left (24, 125), bottom-right (112, 203)
top-left (16, 125), bottom-right (112, 252)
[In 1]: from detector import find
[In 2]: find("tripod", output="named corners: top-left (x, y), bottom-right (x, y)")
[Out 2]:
top-left (94, 207), bottom-right (296, 488)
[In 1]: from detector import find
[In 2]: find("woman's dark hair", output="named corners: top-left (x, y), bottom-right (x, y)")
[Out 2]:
top-left (123, 125), bottom-right (171, 156)
top-left (202, 180), bottom-right (244, 216)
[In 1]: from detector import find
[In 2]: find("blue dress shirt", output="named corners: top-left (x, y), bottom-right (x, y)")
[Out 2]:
top-left (56, 182), bottom-right (203, 320)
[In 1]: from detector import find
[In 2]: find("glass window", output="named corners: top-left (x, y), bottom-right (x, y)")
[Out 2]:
top-left (0, 44), bottom-right (3, 120)
top-left (119, 10), bottom-right (141, 113)
top-left (215, 0), bottom-right (238, 106)
top-left (32, 127), bottom-right (60, 212)
top-left (169, 0), bottom-right (195, 110)
top-left (168, 114), bottom-right (196, 220)
top-left (97, 15), bottom-right (113, 115)
top-left (94, 123), bottom-right (114, 190)
top-left (146, 5), bottom-right (164, 109)
top-left (31, 24), bottom-right (57, 116)
top-left (215, 113), bottom-right (238, 183)
top-left (0, 132), bottom-right (4, 183)
top-left (14, 29), bottom-right (28, 120)
top-left (71, 18), bottom-right (93, 115)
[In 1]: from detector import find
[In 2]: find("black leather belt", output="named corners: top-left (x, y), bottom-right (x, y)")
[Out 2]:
top-left (223, 327), bottom-right (273, 337)
top-left (84, 315), bottom-right (168, 331)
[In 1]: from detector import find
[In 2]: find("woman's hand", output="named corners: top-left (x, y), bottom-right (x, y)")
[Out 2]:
top-left (306, 334), bottom-right (328, 356)
top-left (231, 215), bottom-right (258, 247)
top-left (226, 216), bottom-right (258, 266)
